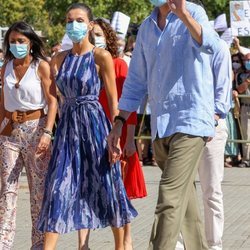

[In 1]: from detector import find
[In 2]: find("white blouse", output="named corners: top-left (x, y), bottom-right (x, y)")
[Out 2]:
top-left (4, 59), bottom-right (46, 112)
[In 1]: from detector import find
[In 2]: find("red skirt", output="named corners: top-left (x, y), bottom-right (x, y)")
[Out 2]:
top-left (121, 152), bottom-right (147, 200)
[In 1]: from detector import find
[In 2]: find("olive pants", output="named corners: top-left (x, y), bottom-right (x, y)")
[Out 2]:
top-left (148, 133), bottom-right (208, 250)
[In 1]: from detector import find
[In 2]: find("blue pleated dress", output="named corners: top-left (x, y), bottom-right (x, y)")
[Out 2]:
top-left (37, 50), bottom-right (138, 234)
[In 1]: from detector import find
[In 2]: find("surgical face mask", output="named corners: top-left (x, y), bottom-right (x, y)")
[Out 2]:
top-left (95, 36), bottom-right (106, 49)
top-left (245, 60), bottom-right (250, 70)
top-left (118, 46), bottom-right (125, 54)
top-left (66, 21), bottom-right (88, 43)
top-left (232, 62), bottom-right (241, 70)
top-left (150, 0), bottom-right (167, 7)
top-left (9, 44), bottom-right (29, 59)
top-left (0, 59), bottom-right (3, 68)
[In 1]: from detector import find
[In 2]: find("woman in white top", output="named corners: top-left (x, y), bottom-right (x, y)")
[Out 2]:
top-left (0, 21), bottom-right (57, 249)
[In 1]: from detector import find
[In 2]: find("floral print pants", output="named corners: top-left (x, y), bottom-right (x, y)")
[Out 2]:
top-left (0, 118), bottom-right (50, 250)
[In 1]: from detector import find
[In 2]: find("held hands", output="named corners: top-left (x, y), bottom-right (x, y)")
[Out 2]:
top-left (107, 122), bottom-right (123, 164)
top-left (168, 0), bottom-right (187, 18)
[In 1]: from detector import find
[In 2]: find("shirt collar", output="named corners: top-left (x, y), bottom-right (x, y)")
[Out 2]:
top-left (150, 7), bottom-right (175, 25)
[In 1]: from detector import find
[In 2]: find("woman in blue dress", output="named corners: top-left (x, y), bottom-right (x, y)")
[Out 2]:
top-left (37, 3), bottom-right (137, 250)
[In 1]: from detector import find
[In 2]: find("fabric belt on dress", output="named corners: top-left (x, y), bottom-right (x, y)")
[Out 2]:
top-left (64, 95), bottom-right (99, 105)
top-left (5, 109), bottom-right (45, 123)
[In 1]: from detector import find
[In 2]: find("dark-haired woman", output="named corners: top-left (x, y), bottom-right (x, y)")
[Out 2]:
top-left (37, 3), bottom-right (137, 250)
top-left (0, 21), bottom-right (57, 249)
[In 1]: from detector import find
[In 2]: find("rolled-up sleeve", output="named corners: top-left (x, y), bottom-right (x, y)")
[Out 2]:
top-left (188, 5), bottom-right (220, 54)
top-left (118, 27), bottom-right (148, 112)
top-left (213, 40), bottom-right (232, 118)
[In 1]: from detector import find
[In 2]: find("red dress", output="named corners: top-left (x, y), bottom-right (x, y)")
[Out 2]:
top-left (99, 57), bottom-right (147, 199)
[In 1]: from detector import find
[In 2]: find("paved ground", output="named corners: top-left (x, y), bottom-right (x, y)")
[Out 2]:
top-left (14, 167), bottom-right (250, 250)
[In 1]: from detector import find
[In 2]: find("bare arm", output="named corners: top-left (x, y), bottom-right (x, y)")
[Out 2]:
top-left (0, 66), bottom-right (6, 124)
top-left (98, 49), bottom-right (118, 123)
top-left (38, 60), bottom-right (58, 132)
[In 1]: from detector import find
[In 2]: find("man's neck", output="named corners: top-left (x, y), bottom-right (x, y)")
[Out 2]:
top-left (157, 4), bottom-right (171, 30)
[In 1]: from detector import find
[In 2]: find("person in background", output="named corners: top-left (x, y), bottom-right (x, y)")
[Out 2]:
top-left (0, 21), bottom-right (57, 249)
top-left (37, 3), bottom-right (137, 250)
top-left (94, 18), bottom-right (147, 250)
top-left (117, 37), bottom-right (131, 67)
top-left (235, 53), bottom-right (250, 168)
top-left (182, 38), bottom-right (232, 250)
top-left (224, 53), bottom-right (244, 167)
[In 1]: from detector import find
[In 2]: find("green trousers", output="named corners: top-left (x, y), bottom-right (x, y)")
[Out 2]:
top-left (148, 133), bottom-right (209, 250)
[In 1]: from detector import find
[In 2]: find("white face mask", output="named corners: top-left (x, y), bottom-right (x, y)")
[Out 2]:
top-left (95, 36), bottom-right (106, 49)
top-left (232, 62), bottom-right (241, 70)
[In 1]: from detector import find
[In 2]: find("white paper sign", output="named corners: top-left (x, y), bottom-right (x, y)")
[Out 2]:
top-left (214, 13), bottom-right (228, 31)
top-left (220, 28), bottom-right (233, 47)
top-left (111, 12), bottom-right (130, 39)
top-left (230, 1), bottom-right (250, 36)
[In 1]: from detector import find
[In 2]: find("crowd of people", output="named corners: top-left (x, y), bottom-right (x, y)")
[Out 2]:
top-left (0, 0), bottom-right (249, 250)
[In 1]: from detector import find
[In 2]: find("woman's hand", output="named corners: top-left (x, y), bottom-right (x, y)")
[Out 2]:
top-left (36, 133), bottom-right (51, 157)
top-left (123, 140), bottom-right (136, 158)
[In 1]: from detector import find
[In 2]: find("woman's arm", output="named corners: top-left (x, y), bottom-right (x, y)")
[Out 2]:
top-left (38, 60), bottom-right (58, 132)
top-left (0, 66), bottom-right (6, 124)
top-left (96, 49), bottom-right (118, 123)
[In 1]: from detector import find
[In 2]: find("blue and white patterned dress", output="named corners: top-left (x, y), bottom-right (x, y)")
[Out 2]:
top-left (38, 50), bottom-right (138, 234)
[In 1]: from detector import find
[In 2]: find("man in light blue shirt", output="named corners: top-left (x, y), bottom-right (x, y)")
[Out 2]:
top-left (108, 0), bottom-right (220, 249)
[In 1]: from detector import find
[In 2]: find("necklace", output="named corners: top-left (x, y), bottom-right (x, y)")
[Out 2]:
top-left (14, 62), bottom-right (30, 89)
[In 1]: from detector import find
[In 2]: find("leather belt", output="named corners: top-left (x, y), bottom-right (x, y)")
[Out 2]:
top-left (5, 109), bottom-right (45, 123)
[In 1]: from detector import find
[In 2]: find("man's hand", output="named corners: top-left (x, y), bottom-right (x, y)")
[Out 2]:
top-left (168, 0), bottom-right (187, 18)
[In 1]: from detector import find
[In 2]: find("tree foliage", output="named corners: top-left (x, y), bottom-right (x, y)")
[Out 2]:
top-left (0, 0), bottom-right (235, 51)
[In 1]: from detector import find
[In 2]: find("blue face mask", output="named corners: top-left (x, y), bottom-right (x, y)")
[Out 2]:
top-left (95, 36), bottom-right (106, 49)
top-left (245, 60), bottom-right (250, 70)
top-left (66, 21), bottom-right (88, 43)
top-left (0, 60), bottom-right (3, 68)
top-left (150, 0), bottom-right (167, 7)
top-left (9, 44), bottom-right (29, 59)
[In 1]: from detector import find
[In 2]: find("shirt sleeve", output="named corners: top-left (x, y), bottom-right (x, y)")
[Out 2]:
top-left (118, 25), bottom-right (148, 112)
top-left (212, 40), bottom-right (232, 118)
top-left (187, 4), bottom-right (220, 54)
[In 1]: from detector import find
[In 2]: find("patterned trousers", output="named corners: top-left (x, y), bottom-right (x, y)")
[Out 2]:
top-left (0, 118), bottom-right (50, 250)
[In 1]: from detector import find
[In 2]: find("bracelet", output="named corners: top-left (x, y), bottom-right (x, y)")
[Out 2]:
top-left (114, 115), bottom-right (126, 125)
top-left (43, 128), bottom-right (53, 137)
top-left (43, 132), bottom-right (52, 139)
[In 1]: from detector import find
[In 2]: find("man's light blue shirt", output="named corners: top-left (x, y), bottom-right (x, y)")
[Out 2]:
top-left (119, 2), bottom-right (220, 140)
top-left (211, 39), bottom-right (232, 118)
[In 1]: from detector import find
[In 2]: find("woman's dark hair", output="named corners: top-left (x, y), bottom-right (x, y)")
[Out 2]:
top-left (3, 21), bottom-right (47, 62)
top-left (66, 3), bottom-right (94, 44)
top-left (66, 3), bottom-right (93, 21)
top-left (93, 18), bottom-right (119, 58)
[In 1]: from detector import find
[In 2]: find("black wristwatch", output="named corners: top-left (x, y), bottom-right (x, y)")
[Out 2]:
top-left (114, 115), bottom-right (126, 125)
top-left (214, 119), bottom-right (219, 127)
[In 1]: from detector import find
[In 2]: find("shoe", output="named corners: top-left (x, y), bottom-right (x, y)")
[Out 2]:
top-left (238, 160), bottom-right (250, 168)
